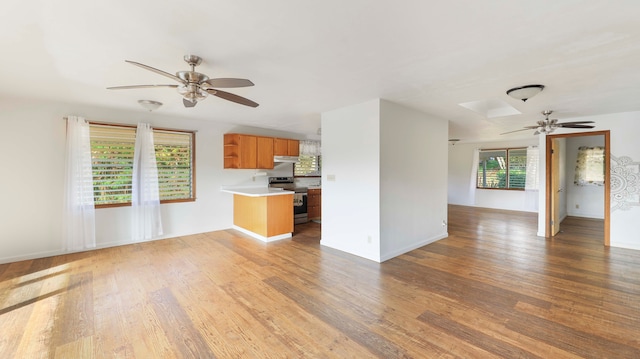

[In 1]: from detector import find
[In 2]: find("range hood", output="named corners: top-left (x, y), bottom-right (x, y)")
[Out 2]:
top-left (274, 155), bottom-right (299, 163)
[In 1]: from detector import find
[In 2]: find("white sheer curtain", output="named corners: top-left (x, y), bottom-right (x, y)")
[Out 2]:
top-left (64, 116), bottom-right (96, 251)
top-left (299, 140), bottom-right (321, 156)
top-left (468, 149), bottom-right (480, 205)
top-left (131, 123), bottom-right (163, 241)
top-left (524, 146), bottom-right (540, 211)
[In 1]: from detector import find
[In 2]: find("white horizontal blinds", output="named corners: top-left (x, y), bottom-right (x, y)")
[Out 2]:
top-left (89, 124), bottom-right (194, 206)
top-left (154, 130), bottom-right (193, 201)
top-left (507, 148), bottom-right (527, 189)
top-left (294, 155), bottom-right (320, 176)
top-left (90, 125), bottom-right (136, 204)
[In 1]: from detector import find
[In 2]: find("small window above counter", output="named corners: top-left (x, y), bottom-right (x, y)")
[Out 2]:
top-left (295, 140), bottom-right (322, 177)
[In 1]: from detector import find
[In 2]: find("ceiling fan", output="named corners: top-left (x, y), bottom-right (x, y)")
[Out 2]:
top-left (501, 110), bottom-right (595, 135)
top-left (107, 55), bottom-right (258, 108)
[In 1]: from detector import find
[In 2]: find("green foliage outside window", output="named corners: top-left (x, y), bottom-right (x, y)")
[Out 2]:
top-left (90, 125), bottom-right (194, 206)
top-left (477, 148), bottom-right (527, 189)
top-left (295, 155), bottom-right (321, 177)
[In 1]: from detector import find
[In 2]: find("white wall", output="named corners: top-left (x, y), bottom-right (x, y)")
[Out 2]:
top-left (321, 99), bottom-right (448, 262)
top-left (379, 100), bottom-right (448, 261)
top-left (321, 99), bottom-right (381, 261)
top-left (536, 111), bottom-right (640, 250)
top-left (565, 135), bottom-right (605, 219)
top-left (0, 98), bottom-right (303, 263)
top-left (448, 138), bottom-right (539, 212)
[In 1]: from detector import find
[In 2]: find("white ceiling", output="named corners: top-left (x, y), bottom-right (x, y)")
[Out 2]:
top-left (2, 0), bottom-right (640, 142)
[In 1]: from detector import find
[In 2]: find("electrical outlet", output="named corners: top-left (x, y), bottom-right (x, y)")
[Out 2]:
top-left (576, 204), bottom-right (580, 209)
top-left (367, 235), bottom-right (372, 243)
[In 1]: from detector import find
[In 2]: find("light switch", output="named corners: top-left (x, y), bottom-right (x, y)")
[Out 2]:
top-left (327, 174), bottom-right (336, 182)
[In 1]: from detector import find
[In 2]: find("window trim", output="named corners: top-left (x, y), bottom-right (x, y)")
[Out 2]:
top-left (476, 147), bottom-right (527, 191)
top-left (89, 121), bottom-right (196, 208)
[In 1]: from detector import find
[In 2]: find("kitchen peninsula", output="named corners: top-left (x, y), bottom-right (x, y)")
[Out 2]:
top-left (221, 187), bottom-right (294, 242)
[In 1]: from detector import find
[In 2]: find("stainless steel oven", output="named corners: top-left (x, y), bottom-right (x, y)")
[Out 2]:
top-left (268, 177), bottom-right (308, 224)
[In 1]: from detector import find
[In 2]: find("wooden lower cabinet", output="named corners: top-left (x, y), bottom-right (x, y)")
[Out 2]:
top-left (307, 188), bottom-right (321, 220)
top-left (233, 194), bottom-right (294, 237)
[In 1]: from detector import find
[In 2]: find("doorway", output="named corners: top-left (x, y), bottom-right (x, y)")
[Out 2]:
top-left (545, 131), bottom-right (610, 245)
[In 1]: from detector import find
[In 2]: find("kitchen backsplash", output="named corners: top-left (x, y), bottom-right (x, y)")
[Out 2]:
top-left (295, 177), bottom-right (321, 188)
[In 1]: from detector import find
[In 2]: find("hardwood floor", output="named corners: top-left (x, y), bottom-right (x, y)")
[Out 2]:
top-left (1, 205), bottom-right (639, 358)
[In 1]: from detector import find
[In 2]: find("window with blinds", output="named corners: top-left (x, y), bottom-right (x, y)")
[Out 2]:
top-left (154, 130), bottom-right (194, 201)
top-left (89, 124), bottom-right (195, 206)
top-left (476, 148), bottom-right (526, 190)
top-left (294, 155), bottom-right (321, 177)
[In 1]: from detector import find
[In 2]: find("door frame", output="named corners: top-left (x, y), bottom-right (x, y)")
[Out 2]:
top-left (551, 138), bottom-right (561, 236)
top-left (545, 130), bottom-right (610, 245)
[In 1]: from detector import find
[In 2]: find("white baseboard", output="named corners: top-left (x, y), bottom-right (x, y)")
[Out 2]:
top-left (232, 225), bottom-right (292, 242)
top-left (566, 211), bottom-right (604, 219)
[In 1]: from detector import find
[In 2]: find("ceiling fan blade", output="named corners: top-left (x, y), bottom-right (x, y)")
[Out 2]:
top-left (558, 124), bottom-right (595, 129)
top-left (183, 98), bottom-right (197, 108)
top-left (107, 84), bottom-right (179, 90)
top-left (207, 89), bottom-right (259, 107)
top-left (204, 78), bottom-right (254, 88)
top-left (556, 121), bottom-right (595, 125)
top-left (500, 127), bottom-right (535, 135)
top-left (125, 60), bottom-right (184, 84)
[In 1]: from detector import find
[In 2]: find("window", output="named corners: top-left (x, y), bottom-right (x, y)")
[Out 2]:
top-left (574, 146), bottom-right (604, 186)
top-left (90, 123), bottom-right (195, 207)
top-left (477, 148), bottom-right (527, 189)
top-left (294, 155), bottom-right (321, 177)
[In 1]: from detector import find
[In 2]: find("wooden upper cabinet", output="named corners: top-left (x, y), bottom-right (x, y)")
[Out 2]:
top-left (225, 134), bottom-right (295, 169)
top-left (274, 138), bottom-right (299, 156)
top-left (256, 136), bottom-right (274, 169)
top-left (274, 138), bottom-right (288, 156)
top-left (224, 134), bottom-right (257, 169)
top-left (288, 139), bottom-right (299, 156)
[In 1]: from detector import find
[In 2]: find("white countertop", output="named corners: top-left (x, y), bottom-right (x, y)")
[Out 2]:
top-left (221, 187), bottom-right (294, 197)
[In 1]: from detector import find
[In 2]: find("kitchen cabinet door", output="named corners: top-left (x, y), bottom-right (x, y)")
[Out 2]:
top-left (256, 136), bottom-right (274, 169)
top-left (238, 135), bottom-right (257, 168)
top-left (274, 138), bottom-right (288, 156)
top-left (288, 139), bottom-right (299, 156)
top-left (274, 138), bottom-right (299, 156)
top-left (307, 188), bottom-right (321, 220)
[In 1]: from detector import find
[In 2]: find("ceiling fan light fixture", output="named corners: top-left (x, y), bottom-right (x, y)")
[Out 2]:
top-left (109, 55), bottom-right (259, 108)
top-left (138, 99), bottom-right (162, 111)
top-left (178, 84), bottom-right (208, 102)
top-left (506, 84), bottom-right (545, 102)
top-left (197, 88), bottom-right (208, 100)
